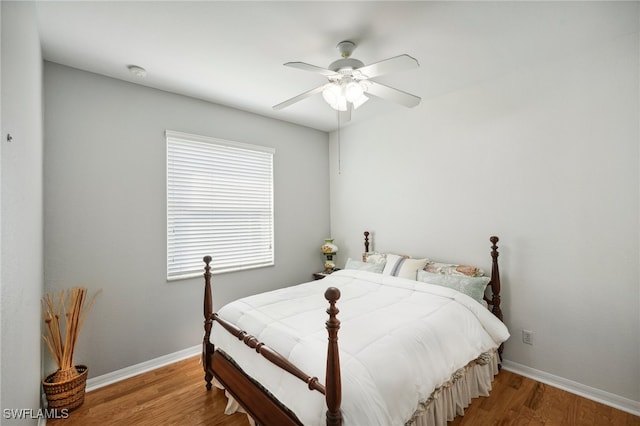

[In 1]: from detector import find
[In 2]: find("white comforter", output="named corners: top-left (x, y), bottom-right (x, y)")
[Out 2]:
top-left (212, 269), bottom-right (510, 426)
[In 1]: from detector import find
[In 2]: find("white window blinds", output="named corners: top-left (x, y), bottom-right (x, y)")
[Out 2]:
top-left (166, 130), bottom-right (274, 280)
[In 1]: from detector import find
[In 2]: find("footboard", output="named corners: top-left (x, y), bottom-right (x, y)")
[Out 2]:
top-left (202, 256), bottom-right (343, 426)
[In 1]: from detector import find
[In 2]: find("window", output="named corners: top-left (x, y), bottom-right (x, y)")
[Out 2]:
top-left (166, 130), bottom-right (274, 280)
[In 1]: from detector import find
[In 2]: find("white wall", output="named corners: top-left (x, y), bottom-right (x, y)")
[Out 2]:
top-left (43, 63), bottom-right (330, 377)
top-left (1, 2), bottom-right (44, 423)
top-left (330, 2), bottom-right (639, 406)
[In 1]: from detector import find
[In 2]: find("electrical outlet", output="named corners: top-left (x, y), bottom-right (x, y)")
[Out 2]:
top-left (522, 329), bottom-right (534, 345)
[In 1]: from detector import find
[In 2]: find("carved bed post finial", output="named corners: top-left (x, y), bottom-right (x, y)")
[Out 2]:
top-left (203, 256), bottom-right (214, 390)
top-left (325, 287), bottom-right (342, 426)
top-left (364, 231), bottom-right (370, 253)
top-left (489, 237), bottom-right (502, 322)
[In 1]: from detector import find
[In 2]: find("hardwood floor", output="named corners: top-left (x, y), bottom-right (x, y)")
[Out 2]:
top-left (47, 356), bottom-right (247, 426)
top-left (448, 368), bottom-right (640, 426)
top-left (48, 356), bottom-right (639, 426)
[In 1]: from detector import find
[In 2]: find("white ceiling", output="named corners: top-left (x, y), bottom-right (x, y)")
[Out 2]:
top-left (34, 1), bottom-right (634, 132)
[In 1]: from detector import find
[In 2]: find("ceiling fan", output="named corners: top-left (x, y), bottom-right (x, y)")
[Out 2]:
top-left (273, 41), bottom-right (421, 117)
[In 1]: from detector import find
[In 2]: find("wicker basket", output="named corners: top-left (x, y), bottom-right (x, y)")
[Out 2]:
top-left (42, 365), bottom-right (88, 411)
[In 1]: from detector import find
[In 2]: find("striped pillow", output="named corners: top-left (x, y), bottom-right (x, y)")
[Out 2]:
top-left (382, 254), bottom-right (428, 280)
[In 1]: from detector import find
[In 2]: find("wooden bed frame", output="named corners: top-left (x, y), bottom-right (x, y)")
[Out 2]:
top-left (202, 232), bottom-right (503, 426)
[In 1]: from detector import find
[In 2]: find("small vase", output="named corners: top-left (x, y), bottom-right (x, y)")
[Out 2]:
top-left (321, 239), bottom-right (339, 272)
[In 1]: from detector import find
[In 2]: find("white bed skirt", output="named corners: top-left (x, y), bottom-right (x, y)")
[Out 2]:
top-left (215, 350), bottom-right (500, 426)
top-left (405, 350), bottom-right (500, 426)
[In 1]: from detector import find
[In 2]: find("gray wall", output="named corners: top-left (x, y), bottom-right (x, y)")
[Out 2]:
top-left (329, 1), bottom-right (639, 405)
top-left (1, 2), bottom-right (44, 423)
top-left (43, 63), bottom-right (330, 377)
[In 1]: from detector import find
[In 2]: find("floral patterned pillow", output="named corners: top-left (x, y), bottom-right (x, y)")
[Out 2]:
top-left (424, 261), bottom-right (484, 277)
top-left (362, 251), bottom-right (387, 265)
top-left (345, 258), bottom-right (385, 273)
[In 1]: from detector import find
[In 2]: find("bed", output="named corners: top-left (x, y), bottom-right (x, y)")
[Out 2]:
top-left (201, 232), bottom-right (509, 426)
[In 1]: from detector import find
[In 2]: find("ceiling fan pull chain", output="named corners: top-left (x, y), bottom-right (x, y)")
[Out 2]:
top-left (337, 110), bottom-right (341, 175)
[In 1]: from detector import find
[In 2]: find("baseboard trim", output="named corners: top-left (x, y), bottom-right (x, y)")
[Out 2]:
top-left (85, 345), bottom-right (201, 392)
top-left (501, 359), bottom-right (640, 416)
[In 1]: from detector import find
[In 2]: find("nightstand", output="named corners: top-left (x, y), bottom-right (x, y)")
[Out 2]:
top-left (313, 269), bottom-right (340, 280)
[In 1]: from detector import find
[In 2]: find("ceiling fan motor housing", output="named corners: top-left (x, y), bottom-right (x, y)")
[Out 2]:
top-left (329, 41), bottom-right (364, 75)
top-left (328, 58), bottom-right (365, 74)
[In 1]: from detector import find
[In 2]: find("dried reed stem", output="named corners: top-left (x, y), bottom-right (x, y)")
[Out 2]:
top-left (42, 287), bottom-right (101, 377)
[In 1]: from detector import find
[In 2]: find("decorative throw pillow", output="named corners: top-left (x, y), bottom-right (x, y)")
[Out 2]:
top-left (424, 261), bottom-right (484, 277)
top-left (362, 251), bottom-right (387, 265)
top-left (382, 254), bottom-right (428, 280)
top-left (345, 258), bottom-right (385, 274)
top-left (417, 270), bottom-right (490, 304)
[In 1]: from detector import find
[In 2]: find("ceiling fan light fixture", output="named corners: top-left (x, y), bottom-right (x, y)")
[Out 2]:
top-left (344, 81), bottom-right (364, 102)
top-left (322, 84), bottom-right (342, 108)
top-left (323, 79), bottom-right (366, 111)
top-left (322, 83), bottom-right (349, 111)
top-left (335, 96), bottom-right (348, 111)
top-left (352, 94), bottom-right (369, 110)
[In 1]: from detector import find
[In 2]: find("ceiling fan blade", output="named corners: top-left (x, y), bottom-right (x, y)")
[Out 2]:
top-left (355, 54), bottom-right (419, 79)
top-left (273, 83), bottom-right (333, 110)
top-left (366, 81), bottom-right (421, 108)
top-left (284, 62), bottom-right (340, 77)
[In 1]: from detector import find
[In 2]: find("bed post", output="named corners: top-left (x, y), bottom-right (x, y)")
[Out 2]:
top-left (203, 256), bottom-right (214, 390)
top-left (362, 231), bottom-right (370, 262)
top-left (325, 287), bottom-right (342, 426)
top-left (489, 237), bottom-right (502, 322)
top-left (489, 237), bottom-right (504, 360)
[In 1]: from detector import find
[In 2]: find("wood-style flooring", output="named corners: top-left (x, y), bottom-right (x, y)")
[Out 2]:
top-left (48, 356), bottom-right (639, 426)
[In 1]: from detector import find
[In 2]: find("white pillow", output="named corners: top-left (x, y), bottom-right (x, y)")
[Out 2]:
top-left (382, 254), bottom-right (428, 280)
